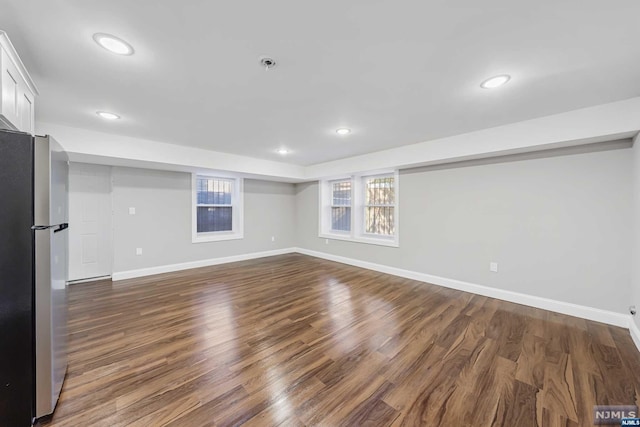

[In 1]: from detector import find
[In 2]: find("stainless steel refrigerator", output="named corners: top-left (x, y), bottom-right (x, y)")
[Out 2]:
top-left (0, 130), bottom-right (69, 426)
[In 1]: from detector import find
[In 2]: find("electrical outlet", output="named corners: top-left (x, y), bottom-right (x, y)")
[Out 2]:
top-left (489, 262), bottom-right (498, 273)
top-left (129, 207), bottom-right (136, 215)
top-left (325, 239), bottom-right (329, 245)
top-left (136, 248), bottom-right (142, 256)
top-left (271, 236), bottom-right (275, 242)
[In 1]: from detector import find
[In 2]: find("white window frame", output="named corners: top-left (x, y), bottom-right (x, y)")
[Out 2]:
top-left (328, 178), bottom-right (353, 235)
top-left (192, 174), bottom-right (244, 243)
top-left (319, 170), bottom-right (399, 247)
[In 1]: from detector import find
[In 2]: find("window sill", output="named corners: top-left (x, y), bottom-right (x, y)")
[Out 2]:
top-left (192, 232), bottom-right (244, 244)
top-left (319, 233), bottom-right (399, 248)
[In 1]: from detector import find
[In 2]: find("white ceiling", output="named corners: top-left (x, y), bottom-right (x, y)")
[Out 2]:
top-left (2, 0), bottom-right (640, 166)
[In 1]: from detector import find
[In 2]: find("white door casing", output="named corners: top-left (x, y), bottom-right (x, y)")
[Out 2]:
top-left (68, 163), bottom-right (112, 281)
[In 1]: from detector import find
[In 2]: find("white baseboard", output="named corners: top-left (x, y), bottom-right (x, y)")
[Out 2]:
top-left (294, 247), bottom-right (630, 328)
top-left (112, 248), bottom-right (296, 281)
top-left (629, 318), bottom-right (640, 352)
top-left (68, 275), bottom-right (112, 285)
top-left (110, 245), bottom-right (637, 345)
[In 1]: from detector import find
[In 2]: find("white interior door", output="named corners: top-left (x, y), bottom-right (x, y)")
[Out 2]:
top-left (68, 163), bottom-right (112, 281)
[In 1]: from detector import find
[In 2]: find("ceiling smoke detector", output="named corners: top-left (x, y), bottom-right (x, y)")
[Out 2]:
top-left (260, 57), bottom-right (277, 71)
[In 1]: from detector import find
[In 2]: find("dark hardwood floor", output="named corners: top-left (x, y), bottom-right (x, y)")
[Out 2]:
top-left (38, 254), bottom-right (640, 426)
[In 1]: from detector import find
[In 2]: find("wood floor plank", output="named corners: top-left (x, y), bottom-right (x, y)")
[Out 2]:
top-left (436, 336), bottom-right (500, 425)
top-left (485, 309), bottom-right (527, 362)
top-left (35, 254), bottom-right (640, 427)
top-left (608, 326), bottom-right (640, 408)
top-left (515, 333), bottom-right (546, 389)
top-left (590, 343), bottom-right (637, 405)
top-left (540, 352), bottom-right (579, 424)
top-left (504, 380), bottom-right (539, 427)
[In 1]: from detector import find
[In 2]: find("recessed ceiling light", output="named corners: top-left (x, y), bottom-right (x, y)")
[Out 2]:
top-left (480, 74), bottom-right (511, 89)
top-left (276, 148), bottom-right (289, 155)
top-left (336, 128), bottom-right (351, 135)
top-left (96, 111), bottom-right (120, 120)
top-left (93, 33), bottom-right (134, 55)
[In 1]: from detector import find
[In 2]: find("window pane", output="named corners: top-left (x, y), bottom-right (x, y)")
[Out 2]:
top-left (197, 177), bottom-right (232, 205)
top-left (365, 206), bottom-right (394, 235)
top-left (365, 176), bottom-right (394, 205)
top-left (332, 181), bottom-right (351, 206)
top-left (331, 207), bottom-right (351, 231)
top-left (197, 207), bottom-right (232, 232)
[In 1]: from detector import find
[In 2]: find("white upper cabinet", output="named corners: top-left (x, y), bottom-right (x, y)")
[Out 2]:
top-left (0, 31), bottom-right (38, 135)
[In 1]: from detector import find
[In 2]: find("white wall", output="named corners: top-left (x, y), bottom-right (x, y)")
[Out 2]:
top-left (108, 167), bottom-right (296, 274)
top-left (70, 143), bottom-right (636, 325)
top-left (296, 146), bottom-right (633, 314)
top-left (632, 135), bottom-right (640, 330)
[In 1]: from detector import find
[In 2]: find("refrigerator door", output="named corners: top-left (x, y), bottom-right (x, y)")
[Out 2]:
top-left (49, 136), bottom-right (69, 414)
top-left (34, 135), bottom-right (69, 418)
top-left (0, 129), bottom-right (35, 427)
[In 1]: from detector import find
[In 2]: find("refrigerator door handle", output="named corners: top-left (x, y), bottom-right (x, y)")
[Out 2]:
top-left (31, 224), bottom-right (55, 231)
top-left (31, 223), bottom-right (68, 232)
top-left (53, 223), bottom-right (68, 233)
